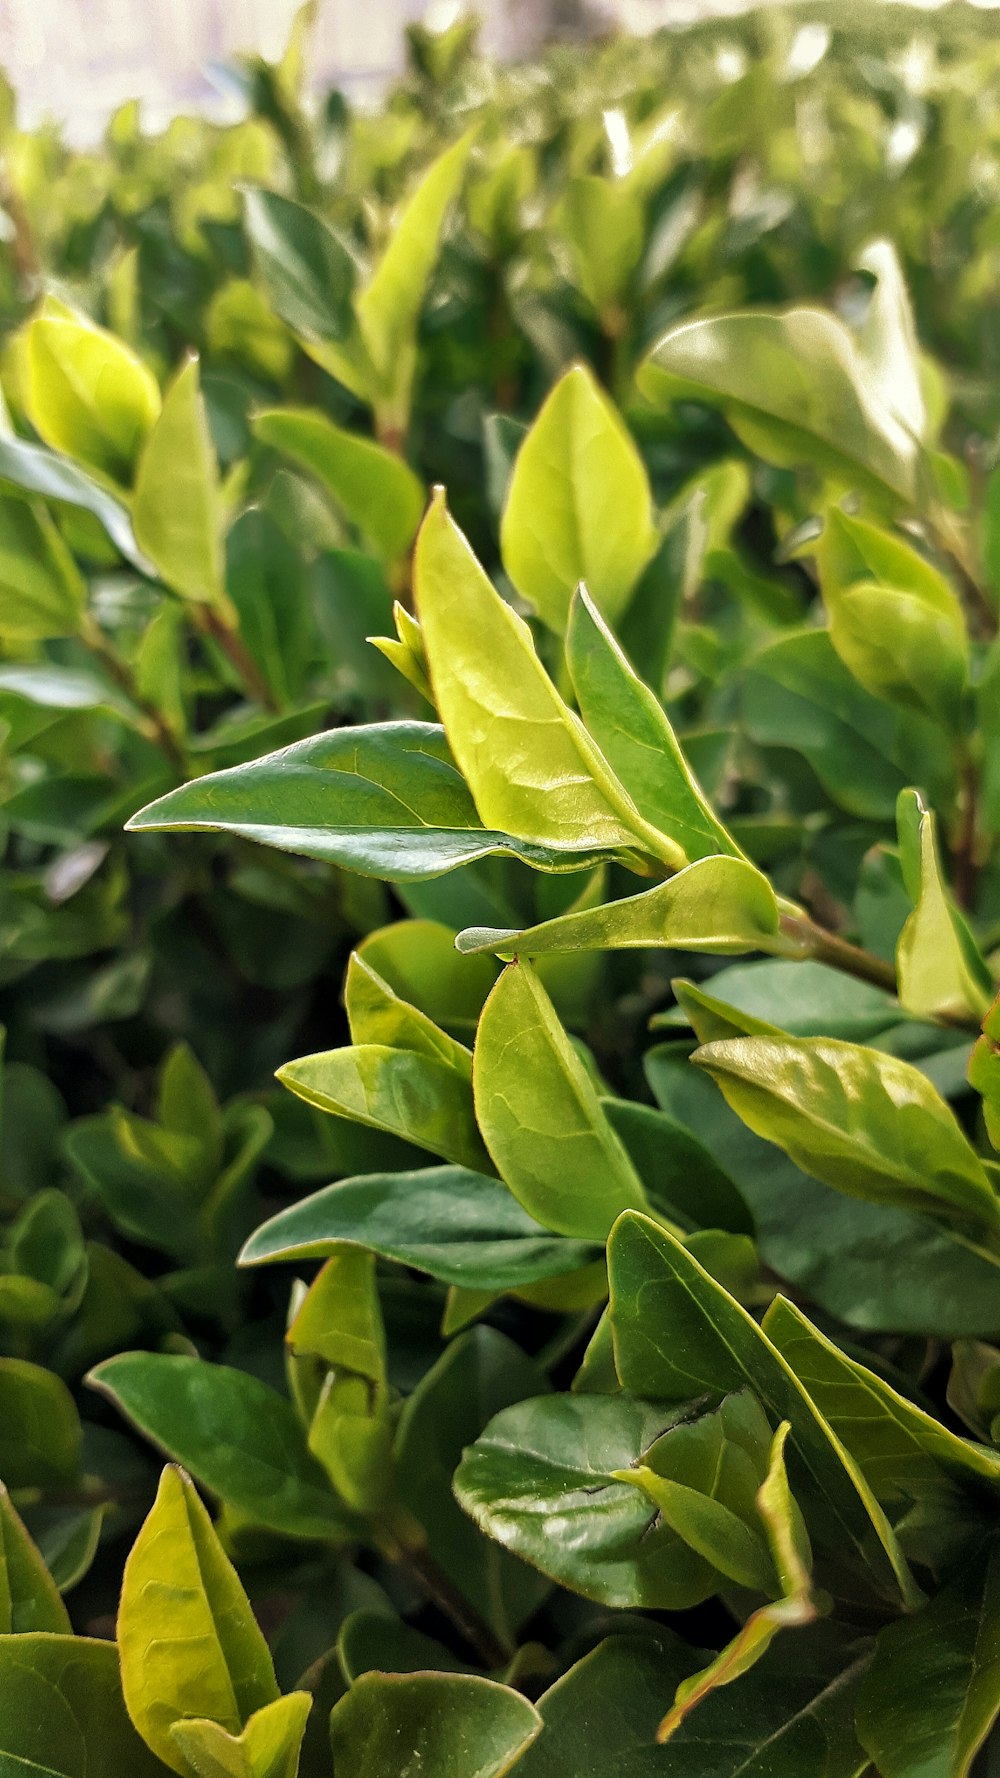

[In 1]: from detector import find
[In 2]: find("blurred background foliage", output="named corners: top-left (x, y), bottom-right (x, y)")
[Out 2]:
top-left (0, 0), bottom-right (1000, 1643)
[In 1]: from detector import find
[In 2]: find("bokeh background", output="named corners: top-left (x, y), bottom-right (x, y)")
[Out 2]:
top-left (4, 0), bottom-right (997, 143)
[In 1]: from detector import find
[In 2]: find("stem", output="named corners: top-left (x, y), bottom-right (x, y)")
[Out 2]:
top-left (952, 751), bottom-right (980, 912)
top-left (196, 606), bottom-right (278, 711)
top-left (778, 911), bottom-right (899, 993)
top-left (82, 617), bottom-right (186, 775)
top-left (380, 1512), bottom-right (509, 1669)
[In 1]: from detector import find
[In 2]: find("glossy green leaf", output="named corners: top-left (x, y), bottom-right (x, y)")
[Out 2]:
top-left (607, 1213), bottom-right (917, 1605)
top-left (456, 855), bottom-right (779, 960)
top-left (856, 1539), bottom-right (1000, 1778)
top-left (133, 357), bottom-right (225, 607)
top-left (646, 1043), bottom-right (1000, 1338)
top-left (25, 311), bottom-right (160, 484)
top-left (0, 1634), bottom-right (171, 1777)
top-left (287, 1246), bottom-right (386, 1385)
top-left (566, 585), bottom-right (742, 860)
top-left (511, 1632), bottom-right (705, 1776)
top-left (87, 1353), bottom-right (350, 1541)
top-left (473, 960), bottom-right (647, 1239)
top-left (499, 364), bottom-right (656, 631)
top-left (240, 1165), bottom-right (597, 1290)
top-left (393, 1327), bottom-right (551, 1643)
top-left (0, 1482), bottom-right (72, 1633)
top-left (344, 952), bottom-right (472, 1075)
top-left (455, 1391), bottom-right (743, 1609)
top-left (742, 629), bottom-right (954, 820)
top-left (328, 1672), bottom-right (540, 1778)
top-left (254, 408), bottom-right (424, 563)
top-left (413, 493), bottom-right (678, 868)
top-left (693, 1034), bottom-right (1000, 1235)
top-left (276, 1041), bottom-right (490, 1173)
top-left (126, 722), bottom-right (619, 879)
top-left (640, 307), bottom-right (918, 502)
top-left (118, 1466), bottom-right (279, 1773)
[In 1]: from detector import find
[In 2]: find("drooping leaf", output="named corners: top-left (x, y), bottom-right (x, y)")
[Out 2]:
top-left (692, 1034), bottom-right (1000, 1236)
top-left (456, 856), bottom-right (779, 960)
top-left (87, 1353), bottom-right (352, 1541)
top-left (243, 187), bottom-right (357, 343)
top-left (126, 722), bottom-right (621, 879)
top-left (276, 1041), bottom-right (490, 1173)
top-left (240, 1165), bottom-right (597, 1291)
top-left (639, 307), bottom-right (917, 502)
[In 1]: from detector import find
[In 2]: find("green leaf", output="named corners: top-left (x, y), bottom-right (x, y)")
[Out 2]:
top-left (499, 364), bottom-right (656, 631)
top-left (328, 1672), bottom-right (540, 1778)
top-left (393, 1327), bottom-right (551, 1643)
top-left (472, 960), bottom-right (647, 1240)
top-left (254, 408), bottom-right (424, 564)
top-left (971, 993), bottom-right (1000, 1152)
top-left (456, 856), bottom-right (779, 960)
top-left (658, 958), bottom-right (901, 1042)
top-left (607, 1213), bottom-right (917, 1606)
top-left (87, 1353), bottom-right (351, 1541)
top-left (276, 1042), bottom-right (490, 1173)
top-left (170, 1694), bottom-right (312, 1778)
top-left (225, 509), bottom-right (314, 709)
top-left (639, 307), bottom-right (918, 503)
top-left (126, 722), bottom-right (620, 880)
top-left (646, 1043), bottom-right (1000, 1339)
top-left (895, 789), bottom-right (993, 1021)
top-left (240, 1166), bottom-right (598, 1290)
top-left (692, 1034), bottom-right (1000, 1236)
top-left (0, 492), bottom-right (85, 640)
top-left (243, 187), bottom-right (356, 344)
top-left (856, 1538), bottom-right (1000, 1778)
top-left (356, 132), bottom-right (473, 410)
top-left (511, 1632), bottom-right (706, 1776)
top-left (455, 1391), bottom-right (770, 1610)
top-left (0, 432), bottom-right (151, 569)
top-left (344, 952), bottom-right (473, 1075)
top-left (0, 1482), bottom-right (72, 1633)
top-left (25, 311), bottom-right (160, 485)
top-left (413, 493), bottom-right (679, 869)
top-left (357, 918), bottom-right (497, 1038)
top-left (566, 585), bottom-right (742, 860)
top-left (816, 511), bottom-right (967, 728)
top-left (0, 1357), bottom-right (82, 1488)
top-left (556, 175), bottom-right (644, 317)
top-left (118, 1466), bottom-right (279, 1773)
top-left (287, 1247), bottom-right (386, 1386)
top-left (0, 1634), bottom-right (171, 1777)
top-left (133, 357), bottom-right (225, 607)
top-left (763, 1296), bottom-right (1000, 1504)
top-left (742, 630), bottom-right (954, 821)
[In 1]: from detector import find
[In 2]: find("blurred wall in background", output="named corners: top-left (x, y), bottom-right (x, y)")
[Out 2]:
top-left (0, 0), bottom-right (991, 140)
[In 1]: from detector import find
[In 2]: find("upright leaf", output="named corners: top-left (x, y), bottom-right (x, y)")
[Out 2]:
top-left (895, 789), bottom-right (992, 1021)
top-left (473, 960), bottom-right (648, 1240)
top-left (499, 365), bottom-right (656, 631)
top-left (25, 311), bottom-right (160, 484)
top-left (0, 1481), bottom-right (72, 1633)
top-left (133, 357), bottom-right (225, 607)
top-left (414, 492), bottom-right (678, 867)
top-left (118, 1466), bottom-right (280, 1773)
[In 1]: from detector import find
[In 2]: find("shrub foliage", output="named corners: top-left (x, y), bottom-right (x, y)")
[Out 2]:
top-left (0, 6), bottom-right (999, 1774)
